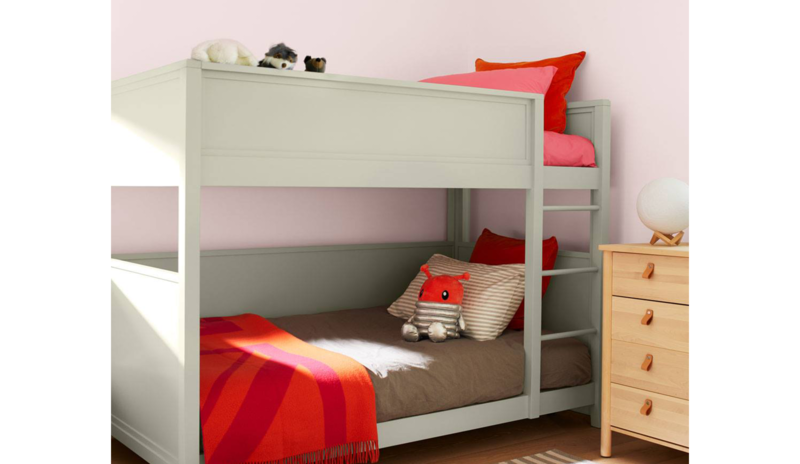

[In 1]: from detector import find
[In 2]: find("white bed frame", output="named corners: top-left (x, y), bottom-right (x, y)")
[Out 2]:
top-left (110, 60), bottom-right (611, 464)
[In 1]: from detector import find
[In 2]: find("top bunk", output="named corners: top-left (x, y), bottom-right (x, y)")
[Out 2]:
top-left (111, 60), bottom-right (609, 190)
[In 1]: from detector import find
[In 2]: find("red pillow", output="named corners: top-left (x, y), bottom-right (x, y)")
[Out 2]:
top-left (475, 52), bottom-right (586, 133)
top-left (469, 229), bottom-right (559, 330)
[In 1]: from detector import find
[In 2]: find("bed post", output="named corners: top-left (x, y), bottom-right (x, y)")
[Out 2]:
top-left (178, 66), bottom-right (202, 464)
top-left (458, 189), bottom-right (470, 244)
top-left (447, 189), bottom-right (456, 246)
top-left (449, 188), bottom-right (471, 261)
top-left (524, 97), bottom-right (545, 419)
top-left (588, 103), bottom-right (611, 428)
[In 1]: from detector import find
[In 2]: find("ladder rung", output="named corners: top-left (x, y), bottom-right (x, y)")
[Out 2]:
top-left (543, 205), bottom-right (601, 212)
top-left (541, 328), bottom-right (598, 341)
top-left (542, 267), bottom-right (599, 277)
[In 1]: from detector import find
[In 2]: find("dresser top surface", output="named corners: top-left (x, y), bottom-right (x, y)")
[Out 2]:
top-left (599, 243), bottom-right (689, 258)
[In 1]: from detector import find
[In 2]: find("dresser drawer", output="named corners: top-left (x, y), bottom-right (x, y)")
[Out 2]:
top-left (612, 253), bottom-right (689, 304)
top-left (610, 384), bottom-right (689, 447)
top-left (611, 340), bottom-right (689, 399)
top-left (611, 297), bottom-right (689, 352)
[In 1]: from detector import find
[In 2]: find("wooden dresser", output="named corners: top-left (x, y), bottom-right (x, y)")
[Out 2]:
top-left (599, 244), bottom-right (689, 456)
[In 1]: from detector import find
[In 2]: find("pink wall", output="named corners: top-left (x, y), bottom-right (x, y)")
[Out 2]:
top-left (111, 0), bottom-right (688, 254)
top-left (112, 188), bottom-right (446, 254)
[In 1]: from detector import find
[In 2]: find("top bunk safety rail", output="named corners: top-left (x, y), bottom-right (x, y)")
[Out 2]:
top-left (111, 60), bottom-right (610, 191)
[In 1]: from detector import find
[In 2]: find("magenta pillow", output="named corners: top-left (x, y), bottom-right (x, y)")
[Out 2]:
top-left (544, 131), bottom-right (597, 167)
top-left (421, 67), bottom-right (558, 96)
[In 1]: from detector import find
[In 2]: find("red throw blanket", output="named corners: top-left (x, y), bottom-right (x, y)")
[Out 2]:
top-left (200, 314), bottom-right (379, 464)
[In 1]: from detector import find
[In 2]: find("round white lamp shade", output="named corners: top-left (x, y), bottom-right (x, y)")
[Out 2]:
top-left (636, 178), bottom-right (689, 234)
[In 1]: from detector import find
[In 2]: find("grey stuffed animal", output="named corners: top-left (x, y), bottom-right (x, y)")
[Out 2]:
top-left (258, 43), bottom-right (297, 70)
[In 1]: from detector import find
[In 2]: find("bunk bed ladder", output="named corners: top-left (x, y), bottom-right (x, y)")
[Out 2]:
top-left (448, 102), bottom-right (611, 427)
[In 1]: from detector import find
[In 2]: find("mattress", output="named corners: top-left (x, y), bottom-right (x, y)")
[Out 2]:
top-left (272, 306), bottom-right (591, 422)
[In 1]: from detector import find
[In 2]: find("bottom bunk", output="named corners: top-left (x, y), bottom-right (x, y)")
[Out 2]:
top-left (112, 239), bottom-right (601, 464)
top-left (197, 306), bottom-right (595, 461)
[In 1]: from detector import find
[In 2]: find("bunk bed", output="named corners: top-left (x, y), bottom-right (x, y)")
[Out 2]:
top-left (110, 59), bottom-right (611, 464)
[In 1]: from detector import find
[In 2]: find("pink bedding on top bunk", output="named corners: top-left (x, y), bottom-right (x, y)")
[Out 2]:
top-left (544, 131), bottom-right (596, 167)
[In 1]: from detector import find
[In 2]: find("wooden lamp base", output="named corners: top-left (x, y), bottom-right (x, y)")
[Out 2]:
top-left (650, 230), bottom-right (685, 246)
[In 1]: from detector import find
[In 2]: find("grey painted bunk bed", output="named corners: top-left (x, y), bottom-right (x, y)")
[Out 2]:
top-left (110, 60), bottom-right (611, 464)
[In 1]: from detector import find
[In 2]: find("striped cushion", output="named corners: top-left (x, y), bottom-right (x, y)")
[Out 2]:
top-left (388, 254), bottom-right (525, 341)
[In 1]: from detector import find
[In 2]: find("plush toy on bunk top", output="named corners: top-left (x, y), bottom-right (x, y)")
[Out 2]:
top-left (304, 56), bottom-right (327, 73)
top-left (191, 39), bottom-right (259, 66)
top-left (402, 265), bottom-right (470, 343)
top-left (258, 43), bottom-right (298, 70)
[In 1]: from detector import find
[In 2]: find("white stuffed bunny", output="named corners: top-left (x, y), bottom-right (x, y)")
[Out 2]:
top-left (191, 39), bottom-right (259, 67)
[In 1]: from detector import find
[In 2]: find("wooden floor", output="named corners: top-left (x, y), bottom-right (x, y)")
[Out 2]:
top-left (111, 411), bottom-right (688, 464)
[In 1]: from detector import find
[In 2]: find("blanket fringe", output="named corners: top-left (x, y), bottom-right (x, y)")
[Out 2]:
top-left (219, 440), bottom-right (380, 464)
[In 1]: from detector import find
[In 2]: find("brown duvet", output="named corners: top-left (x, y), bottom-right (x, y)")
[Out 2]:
top-left (272, 306), bottom-right (591, 422)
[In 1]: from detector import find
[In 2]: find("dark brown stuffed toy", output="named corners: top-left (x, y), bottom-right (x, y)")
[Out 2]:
top-left (304, 56), bottom-right (327, 73)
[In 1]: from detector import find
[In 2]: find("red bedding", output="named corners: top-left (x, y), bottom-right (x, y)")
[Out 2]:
top-left (200, 314), bottom-right (379, 464)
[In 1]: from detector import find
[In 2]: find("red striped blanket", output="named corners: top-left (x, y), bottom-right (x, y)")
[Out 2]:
top-left (200, 314), bottom-right (379, 464)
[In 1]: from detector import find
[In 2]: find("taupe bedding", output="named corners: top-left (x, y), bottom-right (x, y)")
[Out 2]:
top-left (271, 306), bottom-right (591, 422)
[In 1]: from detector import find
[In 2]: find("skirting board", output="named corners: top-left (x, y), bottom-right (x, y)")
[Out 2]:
top-left (112, 415), bottom-right (178, 464)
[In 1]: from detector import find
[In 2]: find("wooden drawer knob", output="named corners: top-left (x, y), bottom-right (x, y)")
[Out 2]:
top-left (642, 263), bottom-right (655, 279)
top-left (641, 309), bottom-right (654, 325)
top-left (641, 354), bottom-right (653, 371)
top-left (640, 399), bottom-right (653, 416)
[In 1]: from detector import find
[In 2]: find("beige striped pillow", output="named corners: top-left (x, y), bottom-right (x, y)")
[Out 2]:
top-left (388, 254), bottom-right (526, 341)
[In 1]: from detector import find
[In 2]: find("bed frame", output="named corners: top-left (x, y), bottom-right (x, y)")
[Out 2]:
top-left (110, 60), bottom-right (611, 464)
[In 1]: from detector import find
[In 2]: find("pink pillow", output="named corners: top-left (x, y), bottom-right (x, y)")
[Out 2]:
top-left (544, 131), bottom-right (597, 167)
top-left (421, 67), bottom-right (557, 96)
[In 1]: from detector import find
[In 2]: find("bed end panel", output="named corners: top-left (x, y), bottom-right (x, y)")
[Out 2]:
top-left (115, 241), bottom-right (456, 319)
top-left (111, 60), bottom-right (199, 187)
top-left (111, 260), bottom-right (182, 464)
